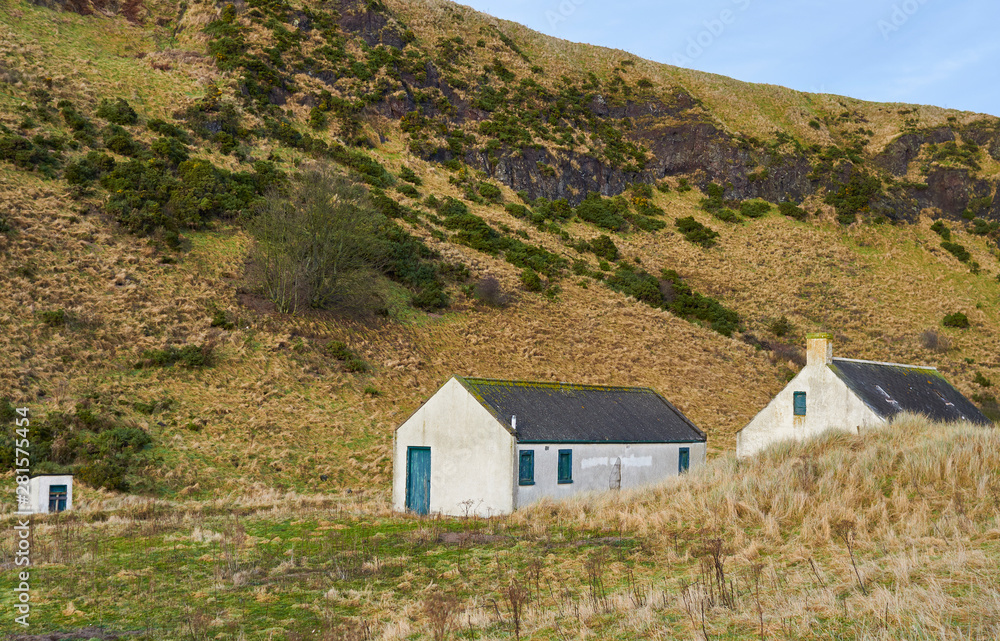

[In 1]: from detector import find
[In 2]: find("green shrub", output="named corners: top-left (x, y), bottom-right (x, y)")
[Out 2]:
top-left (210, 308), bottom-right (235, 330)
top-left (136, 344), bottom-right (213, 368)
top-left (825, 171), bottom-right (882, 220)
top-left (712, 207), bottom-right (741, 223)
top-left (605, 266), bottom-right (661, 306)
top-left (38, 309), bottom-right (67, 327)
top-left (769, 315), bottom-right (793, 337)
top-left (675, 216), bottom-right (719, 248)
top-left (147, 118), bottom-right (191, 143)
top-left (396, 182), bottom-right (420, 198)
top-left (656, 181), bottom-right (671, 193)
top-left (740, 199), bottom-right (771, 218)
top-left (930, 220), bottom-right (951, 240)
top-left (64, 151), bottom-right (115, 185)
top-left (631, 183), bottom-right (654, 199)
top-left (677, 178), bottom-right (692, 192)
top-left (778, 201), bottom-right (808, 221)
top-left (520, 268), bottom-right (543, 291)
top-left (660, 269), bottom-right (741, 336)
top-left (974, 371), bottom-right (992, 387)
top-left (398, 165), bottom-right (422, 185)
top-left (0, 134), bottom-right (62, 175)
top-left (96, 98), bottom-right (138, 125)
top-left (970, 218), bottom-right (999, 236)
top-left (589, 234), bottom-right (619, 261)
top-left (59, 101), bottom-right (95, 133)
top-left (575, 192), bottom-right (627, 231)
top-left (151, 136), bottom-right (190, 166)
top-left (942, 312), bottom-right (970, 328)
top-left (941, 241), bottom-right (971, 263)
top-left (504, 203), bottom-right (531, 219)
top-left (0, 212), bottom-right (11, 234)
top-left (478, 181), bottom-right (502, 202)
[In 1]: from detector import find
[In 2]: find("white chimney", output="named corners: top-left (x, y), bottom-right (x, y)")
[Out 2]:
top-left (806, 333), bottom-right (833, 367)
top-left (511, 415), bottom-right (517, 431)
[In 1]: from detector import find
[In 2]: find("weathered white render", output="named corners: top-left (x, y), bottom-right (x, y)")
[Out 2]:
top-left (393, 378), bottom-right (516, 517)
top-left (737, 334), bottom-right (885, 457)
top-left (394, 377), bottom-right (706, 517)
top-left (514, 441), bottom-right (706, 509)
top-left (27, 475), bottom-right (73, 514)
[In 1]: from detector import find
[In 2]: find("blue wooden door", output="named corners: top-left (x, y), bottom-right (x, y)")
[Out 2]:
top-left (405, 447), bottom-right (431, 515)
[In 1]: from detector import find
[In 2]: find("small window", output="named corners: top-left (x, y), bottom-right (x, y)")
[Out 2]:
top-left (48, 485), bottom-right (68, 512)
top-left (793, 391), bottom-right (807, 416)
top-left (678, 447), bottom-right (690, 474)
top-left (518, 451), bottom-right (535, 485)
top-left (557, 449), bottom-right (573, 484)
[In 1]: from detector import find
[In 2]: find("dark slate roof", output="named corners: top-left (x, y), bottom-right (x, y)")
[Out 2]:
top-left (456, 377), bottom-right (706, 443)
top-left (830, 358), bottom-right (992, 425)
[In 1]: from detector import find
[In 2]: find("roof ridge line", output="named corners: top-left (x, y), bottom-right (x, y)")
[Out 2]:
top-left (832, 357), bottom-right (938, 371)
top-left (459, 376), bottom-right (656, 392)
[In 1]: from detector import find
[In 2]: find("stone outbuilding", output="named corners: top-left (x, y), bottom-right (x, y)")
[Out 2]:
top-left (392, 377), bottom-right (707, 517)
top-left (736, 333), bottom-right (992, 457)
top-left (27, 475), bottom-right (73, 514)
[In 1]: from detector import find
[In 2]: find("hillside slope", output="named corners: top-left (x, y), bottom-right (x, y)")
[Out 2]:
top-left (0, 0), bottom-right (998, 501)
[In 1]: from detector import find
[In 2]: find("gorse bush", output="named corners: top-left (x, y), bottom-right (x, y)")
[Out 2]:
top-left (137, 343), bottom-right (214, 368)
top-left (520, 268), bottom-right (543, 292)
top-left (575, 192), bottom-right (626, 231)
top-left (589, 234), bottom-right (619, 261)
top-left (604, 265), bottom-right (741, 336)
top-left (96, 97), bottom-right (138, 125)
top-left (778, 201), bottom-right (808, 221)
top-left (436, 197), bottom-right (566, 277)
top-left (326, 341), bottom-right (369, 372)
top-left (942, 312), bottom-right (969, 328)
top-left (930, 220), bottom-right (951, 240)
top-left (0, 399), bottom-right (153, 492)
top-left (675, 216), bottom-right (719, 248)
top-left (740, 199), bottom-right (771, 218)
top-left (940, 241), bottom-right (971, 263)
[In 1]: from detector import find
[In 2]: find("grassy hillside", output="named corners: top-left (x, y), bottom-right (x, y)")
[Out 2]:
top-left (0, 0), bottom-right (999, 637)
top-left (1, 415), bottom-right (997, 639)
top-left (0, 0), bottom-right (998, 497)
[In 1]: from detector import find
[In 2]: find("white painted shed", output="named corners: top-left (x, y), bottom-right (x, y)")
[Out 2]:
top-left (392, 377), bottom-right (706, 517)
top-left (27, 475), bottom-right (73, 514)
top-left (736, 334), bottom-right (991, 457)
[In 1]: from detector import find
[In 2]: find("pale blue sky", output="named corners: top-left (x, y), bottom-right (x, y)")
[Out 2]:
top-left (459, 0), bottom-right (999, 116)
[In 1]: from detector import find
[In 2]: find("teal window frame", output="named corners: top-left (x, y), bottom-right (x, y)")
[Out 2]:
top-left (557, 449), bottom-right (573, 484)
top-left (678, 447), bottom-right (690, 474)
top-left (48, 485), bottom-right (68, 512)
top-left (793, 391), bottom-right (807, 416)
top-left (518, 450), bottom-right (535, 485)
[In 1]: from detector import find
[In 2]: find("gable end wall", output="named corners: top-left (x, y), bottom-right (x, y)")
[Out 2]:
top-left (393, 377), bottom-right (515, 517)
top-left (736, 364), bottom-right (883, 457)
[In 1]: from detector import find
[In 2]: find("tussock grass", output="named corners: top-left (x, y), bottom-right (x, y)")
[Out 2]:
top-left (1, 416), bottom-right (997, 639)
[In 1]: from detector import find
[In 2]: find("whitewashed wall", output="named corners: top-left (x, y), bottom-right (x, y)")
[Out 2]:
top-left (27, 475), bottom-right (73, 514)
top-left (393, 377), bottom-right (516, 517)
top-left (514, 441), bottom-right (706, 508)
top-left (736, 364), bottom-right (882, 458)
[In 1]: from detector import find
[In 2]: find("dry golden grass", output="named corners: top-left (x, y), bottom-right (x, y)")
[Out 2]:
top-left (2, 415), bottom-right (996, 639)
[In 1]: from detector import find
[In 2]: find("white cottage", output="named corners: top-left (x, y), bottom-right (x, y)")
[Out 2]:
top-left (26, 475), bottom-right (73, 514)
top-left (393, 377), bottom-right (707, 517)
top-left (736, 333), bottom-right (992, 457)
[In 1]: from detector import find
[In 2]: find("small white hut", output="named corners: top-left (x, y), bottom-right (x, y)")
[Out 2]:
top-left (27, 475), bottom-right (73, 514)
